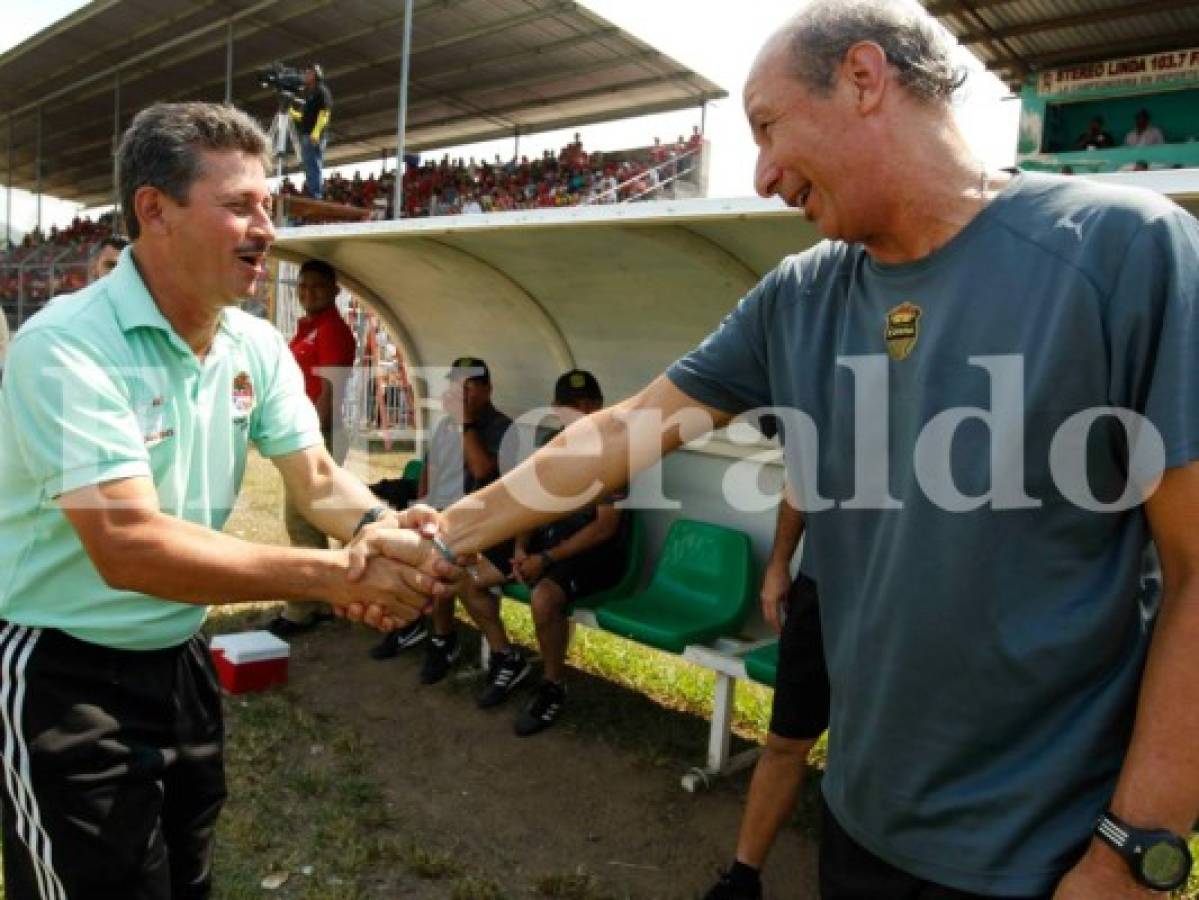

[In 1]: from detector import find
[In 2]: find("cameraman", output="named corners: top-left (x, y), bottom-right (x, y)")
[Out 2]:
top-left (290, 64), bottom-right (332, 199)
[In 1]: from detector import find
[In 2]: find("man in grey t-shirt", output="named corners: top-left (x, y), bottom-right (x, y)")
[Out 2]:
top-left (398, 2), bottom-right (1199, 898)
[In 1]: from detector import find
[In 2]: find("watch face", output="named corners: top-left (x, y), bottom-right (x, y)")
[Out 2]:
top-left (1142, 840), bottom-right (1188, 890)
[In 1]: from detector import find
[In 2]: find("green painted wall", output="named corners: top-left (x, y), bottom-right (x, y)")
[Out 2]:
top-left (1017, 53), bottom-right (1199, 173)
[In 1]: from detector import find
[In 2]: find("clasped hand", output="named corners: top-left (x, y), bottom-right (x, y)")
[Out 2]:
top-left (331, 506), bottom-right (468, 631)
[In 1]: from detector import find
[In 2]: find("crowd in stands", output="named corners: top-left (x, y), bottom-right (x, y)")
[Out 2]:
top-left (281, 128), bottom-right (706, 221)
top-left (1, 213), bottom-right (118, 314)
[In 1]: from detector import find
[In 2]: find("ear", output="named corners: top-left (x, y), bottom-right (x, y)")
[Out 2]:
top-left (842, 41), bottom-right (889, 114)
top-left (132, 185), bottom-right (174, 237)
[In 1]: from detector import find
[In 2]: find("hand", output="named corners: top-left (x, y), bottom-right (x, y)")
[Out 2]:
top-left (510, 546), bottom-right (529, 580)
top-left (515, 553), bottom-right (546, 584)
top-left (308, 135), bottom-right (319, 148)
top-left (760, 561), bottom-right (792, 634)
top-left (1053, 845), bottom-right (1157, 899)
top-left (337, 525), bottom-right (463, 629)
top-left (328, 544), bottom-right (450, 632)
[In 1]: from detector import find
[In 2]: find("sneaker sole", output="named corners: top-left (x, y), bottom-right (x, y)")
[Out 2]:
top-left (477, 660), bottom-right (531, 709)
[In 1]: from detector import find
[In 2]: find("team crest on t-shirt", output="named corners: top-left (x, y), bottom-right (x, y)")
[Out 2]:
top-left (885, 302), bottom-right (922, 361)
top-left (232, 371), bottom-right (255, 419)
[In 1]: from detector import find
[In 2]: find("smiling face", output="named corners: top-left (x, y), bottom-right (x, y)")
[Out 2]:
top-left (158, 149), bottom-right (275, 308)
top-left (744, 39), bottom-right (874, 242)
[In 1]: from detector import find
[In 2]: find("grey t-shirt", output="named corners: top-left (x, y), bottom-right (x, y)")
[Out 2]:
top-left (668, 172), bottom-right (1199, 896)
top-left (422, 403), bottom-right (511, 510)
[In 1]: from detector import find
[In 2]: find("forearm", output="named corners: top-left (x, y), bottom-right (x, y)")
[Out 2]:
top-left (444, 406), bottom-right (635, 554)
top-left (1107, 577), bottom-right (1199, 833)
top-left (461, 429), bottom-right (498, 481)
top-left (281, 450), bottom-right (381, 542)
top-left (443, 376), bottom-right (724, 555)
top-left (98, 513), bottom-right (347, 606)
top-left (768, 490), bottom-right (805, 568)
top-left (543, 518), bottom-right (617, 564)
top-left (315, 379), bottom-right (333, 432)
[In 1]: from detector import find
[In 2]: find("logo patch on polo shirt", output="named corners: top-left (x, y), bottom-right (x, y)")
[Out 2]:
top-left (232, 371), bottom-right (255, 419)
top-left (885, 302), bottom-right (922, 361)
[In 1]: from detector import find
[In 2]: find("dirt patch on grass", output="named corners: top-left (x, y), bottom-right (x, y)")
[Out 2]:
top-left (236, 617), bottom-right (819, 899)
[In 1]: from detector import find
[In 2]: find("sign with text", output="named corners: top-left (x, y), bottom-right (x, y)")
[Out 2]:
top-left (1037, 48), bottom-right (1199, 97)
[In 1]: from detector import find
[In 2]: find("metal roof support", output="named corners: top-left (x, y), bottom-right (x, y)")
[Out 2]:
top-left (393, 0), bottom-right (415, 221)
top-left (5, 122), bottom-right (11, 249)
top-left (112, 70), bottom-right (121, 220)
top-left (225, 20), bottom-right (234, 105)
top-left (35, 108), bottom-right (42, 235)
top-left (513, 125), bottom-right (520, 163)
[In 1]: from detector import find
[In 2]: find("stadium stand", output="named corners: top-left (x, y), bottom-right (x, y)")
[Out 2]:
top-left (279, 133), bottom-right (706, 225)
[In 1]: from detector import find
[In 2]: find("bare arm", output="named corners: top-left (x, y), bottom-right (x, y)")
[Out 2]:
top-left (1056, 460), bottom-right (1199, 896)
top-left (58, 475), bottom-right (440, 619)
top-left (461, 426), bottom-right (499, 482)
top-left (543, 504), bottom-right (621, 563)
top-left (272, 444), bottom-right (385, 542)
top-left (761, 483), bottom-right (805, 634)
top-left (442, 375), bottom-right (731, 554)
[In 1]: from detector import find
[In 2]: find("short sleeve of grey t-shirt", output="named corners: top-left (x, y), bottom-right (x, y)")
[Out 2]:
top-left (666, 172), bottom-right (1199, 896)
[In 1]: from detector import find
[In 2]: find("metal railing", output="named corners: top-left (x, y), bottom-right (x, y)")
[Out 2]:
top-left (1, 243), bottom-right (92, 332)
top-left (583, 144), bottom-right (704, 206)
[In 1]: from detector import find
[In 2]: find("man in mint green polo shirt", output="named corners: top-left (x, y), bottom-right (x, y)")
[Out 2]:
top-left (0, 102), bottom-right (458, 900)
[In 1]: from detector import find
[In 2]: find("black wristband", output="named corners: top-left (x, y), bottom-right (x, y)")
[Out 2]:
top-left (352, 505), bottom-right (389, 538)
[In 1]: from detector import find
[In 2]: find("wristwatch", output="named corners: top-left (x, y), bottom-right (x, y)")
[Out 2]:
top-left (1094, 810), bottom-right (1193, 891)
top-left (352, 505), bottom-right (389, 538)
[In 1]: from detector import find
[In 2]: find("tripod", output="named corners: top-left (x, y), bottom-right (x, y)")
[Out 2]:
top-left (266, 93), bottom-right (303, 225)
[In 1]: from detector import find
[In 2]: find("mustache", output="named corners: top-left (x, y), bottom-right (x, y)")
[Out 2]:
top-left (234, 243), bottom-right (270, 256)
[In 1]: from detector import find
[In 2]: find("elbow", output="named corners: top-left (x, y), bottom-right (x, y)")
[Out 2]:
top-left (84, 525), bottom-right (161, 593)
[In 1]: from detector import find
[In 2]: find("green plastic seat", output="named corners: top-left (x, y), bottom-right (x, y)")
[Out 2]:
top-left (504, 513), bottom-right (643, 612)
top-left (596, 519), bottom-right (754, 654)
top-left (401, 458), bottom-right (424, 483)
top-left (744, 641), bottom-right (779, 687)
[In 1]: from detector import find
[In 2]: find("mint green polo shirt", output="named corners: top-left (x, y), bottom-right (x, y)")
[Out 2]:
top-left (0, 248), bottom-right (322, 650)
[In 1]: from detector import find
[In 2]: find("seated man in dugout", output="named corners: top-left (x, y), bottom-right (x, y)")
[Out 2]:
top-left (369, 356), bottom-right (514, 682)
top-left (458, 369), bottom-right (631, 735)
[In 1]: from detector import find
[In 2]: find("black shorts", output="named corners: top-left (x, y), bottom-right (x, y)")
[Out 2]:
top-left (522, 533), bottom-right (624, 604)
top-left (768, 572), bottom-right (830, 741)
top-left (819, 799), bottom-right (1056, 899)
top-left (0, 622), bottom-right (226, 900)
top-left (481, 540), bottom-right (516, 579)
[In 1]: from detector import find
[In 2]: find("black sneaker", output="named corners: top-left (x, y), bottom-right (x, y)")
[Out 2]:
top-left (266, 611), bottom-right (333, 639)
top-left (419, 632), bottom-right (460, 685)
top-left (514, 679), bottom-right (566, 736)
top-left (701, 869), bottom-right (761, 900)
top-left (477, 647), bottom-right (531, 709)
top-left (368, 620), bottom-right (428, 660)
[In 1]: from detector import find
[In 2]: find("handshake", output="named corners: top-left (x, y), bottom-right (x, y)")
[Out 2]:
top-left (327, 505), bottom-right (467, 632)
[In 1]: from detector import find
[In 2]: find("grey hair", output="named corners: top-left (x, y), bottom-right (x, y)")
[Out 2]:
top-left (780, 0), bottom-right (965, 103)
top-left (117, 102), bottom-right (270, 240)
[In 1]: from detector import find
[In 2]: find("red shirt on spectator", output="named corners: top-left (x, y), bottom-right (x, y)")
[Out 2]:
top-left (289, 305), bottom-right (357, 406)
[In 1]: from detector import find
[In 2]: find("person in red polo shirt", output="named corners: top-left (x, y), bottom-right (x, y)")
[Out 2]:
top-left (269, 258), bottom-right (358, 636)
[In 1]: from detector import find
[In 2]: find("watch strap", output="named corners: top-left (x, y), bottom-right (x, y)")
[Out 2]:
top-left (352, 505), bottom-right (389, 538)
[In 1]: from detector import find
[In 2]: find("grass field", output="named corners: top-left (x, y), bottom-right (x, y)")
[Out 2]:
top-left (1, 447), bottom-right (1196, 898)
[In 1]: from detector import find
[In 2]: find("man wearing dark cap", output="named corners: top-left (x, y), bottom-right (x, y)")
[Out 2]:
top-left (370, 357), bottom-right (513, 678)
top-left (290, 64), bottom-right (333, 198)
top-left (456, 370), bottom-right (631, 734)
